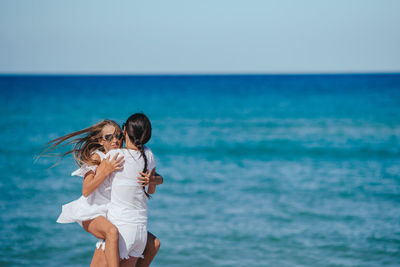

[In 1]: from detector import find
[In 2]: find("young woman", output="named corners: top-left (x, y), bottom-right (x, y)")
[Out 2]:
top-left (45, 119), bottom-right (162, 267)
top-left (97, 113), bottom-right (156, 266)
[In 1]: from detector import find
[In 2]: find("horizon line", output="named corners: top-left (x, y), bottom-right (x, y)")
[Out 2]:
top-left (1, 71), bottom-right (400, 76)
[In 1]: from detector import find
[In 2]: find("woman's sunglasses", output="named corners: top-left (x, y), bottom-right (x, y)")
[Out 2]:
top-left (103, 133), bottom-right (124, 142)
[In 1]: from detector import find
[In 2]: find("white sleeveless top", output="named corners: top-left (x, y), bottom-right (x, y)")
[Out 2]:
top-left (106, 147), bottom-right (155, 225)
top-left (95, 146), bottom-right (155, 259)
top-left (56, 150), bottom-right (112, 226)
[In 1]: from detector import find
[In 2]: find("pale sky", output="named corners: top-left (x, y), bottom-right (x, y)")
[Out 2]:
top-left (1, 0), bottom-right (400, 74)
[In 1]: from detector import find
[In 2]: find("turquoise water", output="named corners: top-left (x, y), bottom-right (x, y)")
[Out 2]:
top-left (1, 74), bottom-right (400, 266)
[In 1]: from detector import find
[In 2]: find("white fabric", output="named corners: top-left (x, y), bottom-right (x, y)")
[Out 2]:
top-left (57, 147), bottom-right (156, 260)
top-left (56, 150), bottom-right (112, 226)
top-left (104, 147), bottom-right (155, 259)
top-left (71, 164), bottom-right (97, 177)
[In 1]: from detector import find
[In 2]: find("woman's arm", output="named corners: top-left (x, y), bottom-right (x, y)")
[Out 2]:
top-left (147, 184), bottom-right (156, 194)
top-left (152, 172), bottom-right (164, 185)
top-left (82, 153), bottom-right (124, 197)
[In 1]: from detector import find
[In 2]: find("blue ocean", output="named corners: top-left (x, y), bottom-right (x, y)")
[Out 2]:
top-left (1, 74), bottom-right (400, 266)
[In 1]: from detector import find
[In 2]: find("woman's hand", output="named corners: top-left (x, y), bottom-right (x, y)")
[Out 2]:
top-left (96, 153), bottom-right (125, 177)
top-left (82, 153), bottom-right (124, 197)
top-left (137, 168), bottom-right (164, 187)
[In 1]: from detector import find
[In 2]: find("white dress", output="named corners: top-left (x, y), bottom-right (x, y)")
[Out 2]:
top-left (98, 147), bottom-right (155, 259)
top-left (56, 150), bottom-right (112, 226)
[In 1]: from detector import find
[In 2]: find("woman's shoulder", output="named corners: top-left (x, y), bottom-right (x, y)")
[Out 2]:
top-left (143, 146), bottom-right (155, 164)
top-left (106, 147), bottom-right (153, 158)
top-left (144, 146), bottom-right (154, 156)
top-left (144, 146), bottom-right (155, 169)
top-left (105, 148), bottom-right (124, 157)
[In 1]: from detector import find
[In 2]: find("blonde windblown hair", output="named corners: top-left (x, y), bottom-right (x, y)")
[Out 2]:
top-left (42, 119), bottom-right (121, 166)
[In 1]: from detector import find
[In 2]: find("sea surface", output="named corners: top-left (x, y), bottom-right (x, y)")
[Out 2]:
top-left (0, 74), bottom-right (400, 266)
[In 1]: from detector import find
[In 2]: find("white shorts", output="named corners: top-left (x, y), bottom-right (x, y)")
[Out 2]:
top-left (96, 223), bottom-right (147, 259)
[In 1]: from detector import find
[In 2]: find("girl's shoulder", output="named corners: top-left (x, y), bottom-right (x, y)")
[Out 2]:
top-left (88, 150), bottom-right (103, 165)
top-left (90, 153), bottom-right (101, 162)
top-left (93, 150), bottom-right (106, 158)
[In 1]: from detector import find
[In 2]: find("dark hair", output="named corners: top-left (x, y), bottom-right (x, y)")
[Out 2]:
top-left (124, 113), bottom-right (152, 198)
top-left (41, 120), bottom-right (121, 166)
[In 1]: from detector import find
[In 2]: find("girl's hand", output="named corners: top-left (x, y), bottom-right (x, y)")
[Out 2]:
top-left (137, 168), bottom-right (156, 187)
top-left (97, 153), bottom-right (125, 177)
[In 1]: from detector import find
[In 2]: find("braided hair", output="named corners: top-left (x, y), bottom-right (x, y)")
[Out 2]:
top-left (124, 113), bottom-right (152, 198)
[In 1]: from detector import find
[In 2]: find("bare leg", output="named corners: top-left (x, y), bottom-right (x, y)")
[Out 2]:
top-left (136, 232), bottom-right (160, 267)
top-left (90, 248), bottom-right (108, 267)
top-left (83, 216), bottom-right (120, 267)
top-left (86, 227), bottom-right (159, 267)
top-left (121, 257), bottom-right (138, 267)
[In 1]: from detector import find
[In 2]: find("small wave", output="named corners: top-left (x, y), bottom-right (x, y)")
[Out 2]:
top-left (152, 143), bottom-right (400, 159)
